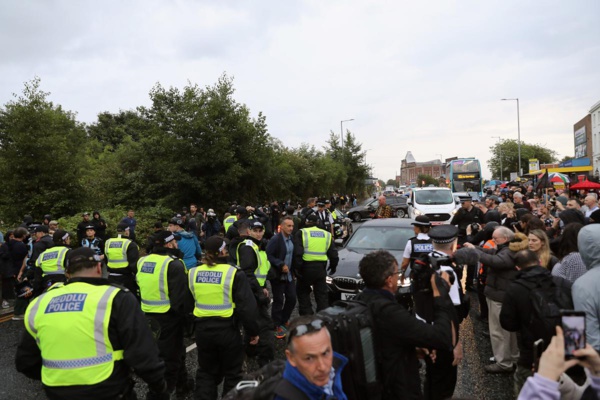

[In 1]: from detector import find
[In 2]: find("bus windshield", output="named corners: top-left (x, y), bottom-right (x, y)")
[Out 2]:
top-left (453, 180), bottom-right (482, 193)
top-left (414, 190), bottom-right (454, 205)
top-left (451, 159), bottom-right (480, 173)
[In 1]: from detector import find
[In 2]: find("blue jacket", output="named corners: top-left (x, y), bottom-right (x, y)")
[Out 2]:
top-left (275, 352), bottom-right (348, 400)
top-left (267, 232), bottom-right (295, 280)
top-left (176, 230), bottom-right (202, 270)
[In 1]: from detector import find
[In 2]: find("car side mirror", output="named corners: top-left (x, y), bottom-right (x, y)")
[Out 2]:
top-left (407, 201), bottom-right (413, 206)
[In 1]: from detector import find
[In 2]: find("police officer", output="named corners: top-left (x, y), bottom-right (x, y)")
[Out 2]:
top-left (104, 222), bottom-right (139, 294)
top-left (315, 200), bottom-right (334, 235)
top-left (188, 236), bottom-right (260, 400)
top-left (137, 230), bottom-right (194, 396)
top-left (450, 196), bottom-right (483, 291)
top-left (236, 220), bottom-right (274, 367)
top-left (400, 215), bottom-right (433, 278)
top-left (223, 210), bottom-right (237, 236)
top-left (81, 225), bottom-right (104, 258)
top-left (16, 247), bottom-right (169, 400)
top-left (294, 213), bottom-right (339, 315)
top-left (34, 230), bottom-right (71, 294)
top-left (423, 225), bottom-right (463, 400)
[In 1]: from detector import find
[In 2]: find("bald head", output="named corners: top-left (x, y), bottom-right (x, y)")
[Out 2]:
top-left (378, 196), bottom-right (386, 206)
top-left (585, 195), bottom-right (598, 209)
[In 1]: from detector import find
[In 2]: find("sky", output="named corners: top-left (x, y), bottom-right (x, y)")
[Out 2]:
top-left (1, 0), bottom-right (599, 182)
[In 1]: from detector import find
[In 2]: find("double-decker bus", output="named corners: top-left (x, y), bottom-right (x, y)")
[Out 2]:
top-left (446, 158), bottom-right (483, 196)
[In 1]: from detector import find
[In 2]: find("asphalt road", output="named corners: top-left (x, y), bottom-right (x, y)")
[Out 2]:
top-left (0, 219), bottom-right (514, 399)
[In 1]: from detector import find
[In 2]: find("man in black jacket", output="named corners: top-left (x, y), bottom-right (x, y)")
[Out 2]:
top-left (16, 247), bottom-right (169, 400)
top-left (355, 250), bottom-right (455, 400)
top-left (450, 197), bottom-right (484, 291)
top-left (500, 249), bottom-right (573, 396)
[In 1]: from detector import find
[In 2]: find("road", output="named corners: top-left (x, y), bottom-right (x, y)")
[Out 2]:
top-left (0, 219), bottom-right (514, 399)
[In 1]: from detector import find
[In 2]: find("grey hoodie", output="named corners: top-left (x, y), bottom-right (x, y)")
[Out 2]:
top-left (572, 224), bottom-right (600, 350)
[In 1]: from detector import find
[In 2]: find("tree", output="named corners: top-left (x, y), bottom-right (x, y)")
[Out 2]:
top-left (0, 77), bottom-right (88, 222)
top-left (417, 174), bottom-right (439, 187)
top-left (324, 130), bottom-right (369, 194)
top-left (386, 179), bottom-right (397, 186)
top-left (488, 139), bottom-right (557, 179)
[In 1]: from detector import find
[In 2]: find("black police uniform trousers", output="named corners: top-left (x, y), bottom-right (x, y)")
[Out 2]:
top-left (246, 297), bottom-right (275, 368)
top-left (296, 261), bottom-right (328, 315)
top-left (194, 318), bottom-right (244, 400)
top-left (424, 348), bottom-right (457, 400)
top-left (148, 313), bottom-right (188, 392)
top-left (270, 276), bottom-right (297, 327)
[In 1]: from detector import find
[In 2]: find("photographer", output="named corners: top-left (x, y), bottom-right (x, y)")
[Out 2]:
top-left (450, 197), bottom-right (483, 291)
top-left (355, 250), bottom-right (455, 399)
top-left (201, 209), bottom-right (221, 241)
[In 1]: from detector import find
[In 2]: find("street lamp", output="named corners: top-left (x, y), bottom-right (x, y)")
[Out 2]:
top-left (492, 136), bottom-right (503, 180)
top-left (340, 119), bottom-right (354, 148)
top-left (501, 98), bottom-right (521, 176)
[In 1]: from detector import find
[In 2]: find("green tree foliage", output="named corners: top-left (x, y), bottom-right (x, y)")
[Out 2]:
top-left (0, 77), bottom-right (88, 221)
top-left (417, 174), bottom-right (439, 187)
top-left (324, 131), bottom-right (369, 194)
top-left (488, 139), bottom-right (557, 179)
top-left (386, 179), bottom-right (397, 186)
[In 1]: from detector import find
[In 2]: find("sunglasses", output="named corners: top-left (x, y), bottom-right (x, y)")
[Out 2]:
top-left (286, 319), bottom-right (326, 346)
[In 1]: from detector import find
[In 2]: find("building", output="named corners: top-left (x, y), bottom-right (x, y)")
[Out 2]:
top-left (574, 114), bottom-right (592, 160)
top-left (399, 151), bottom-right (444, 185)
top-left (590, 100), bottom-right (600, 177)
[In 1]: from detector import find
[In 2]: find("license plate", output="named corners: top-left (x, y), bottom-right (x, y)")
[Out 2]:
top-left (431, 221), bottom-right (445, 225)
top-left (341, 293), bottom-right (357, 300)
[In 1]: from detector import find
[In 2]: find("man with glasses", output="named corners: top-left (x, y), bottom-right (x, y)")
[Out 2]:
top-left (462, 226), bottom-right (528, 374)
top-left (276, 315), bottom-right (348, 400)
top-left (355, 250), bottom-right (455, 399)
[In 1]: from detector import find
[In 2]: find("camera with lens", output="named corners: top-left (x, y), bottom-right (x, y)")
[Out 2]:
top-left (544, 218), bottom-right (554, 227)
top-left (410, 254), bottom-right (454, 293)
top-left (470, 223), bottom-right (480, 234)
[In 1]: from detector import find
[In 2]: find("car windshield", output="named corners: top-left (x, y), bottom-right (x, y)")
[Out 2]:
top-left (414, 190), bottom-right (454, 205)
top-left (360, 198), bottom-right (377, 207)
top-left (346, 226), bottom-right (413, 251)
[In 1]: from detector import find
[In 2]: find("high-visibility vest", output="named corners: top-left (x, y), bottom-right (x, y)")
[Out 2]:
top-left (24, 282), bottom-right (123, 387)
top-left (105, 237), bottom-right (131, 269)
top-left (188, 263), bottom-right (236, 318)
top-left (223, 216), bottom-right (237, 234)
top-left (236, 240), bottom-right (270, 286)
top-left (136, 254), bottom-right (173, 313)
top-left (301, 227), bottom-right (331, 262)
top-left (331, 210), bottom-right (338, 220)
top-left (35, 246), bottom-right (68, 277)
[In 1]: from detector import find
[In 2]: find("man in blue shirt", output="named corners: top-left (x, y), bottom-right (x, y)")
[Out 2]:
top-left (120, 209), bottom-right (137, 243)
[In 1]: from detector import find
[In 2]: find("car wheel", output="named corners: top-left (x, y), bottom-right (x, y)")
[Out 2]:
top-left (396, 209), bottom-right (406, 218)
top-left (351, 213), bottom-right (362, 222)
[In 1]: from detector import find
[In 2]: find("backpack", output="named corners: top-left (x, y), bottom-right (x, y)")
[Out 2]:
top-left (317, 300), bottom-right (382, 400)
top-left (222, 359), bottom-right (308, 400)
top-left (515, 276), bottom-right (573, 349)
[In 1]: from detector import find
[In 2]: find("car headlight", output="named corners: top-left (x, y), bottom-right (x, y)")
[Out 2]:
top-left (414, 209), bottom-right (423, 216)
top-left (326, 276), bottom-right (333, 284)
top-left (451, 208), bottom-right (458, 215)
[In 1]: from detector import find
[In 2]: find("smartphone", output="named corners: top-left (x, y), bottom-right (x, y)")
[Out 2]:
top-left (561, 310), bottom-right (586, 359)
top-left (533, 339), bottom-right (544, 371)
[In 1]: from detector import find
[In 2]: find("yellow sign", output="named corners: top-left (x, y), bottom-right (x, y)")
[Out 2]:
top-left (528, 159), bottom-right (539, 173)
top-left (457, 174), bottom-right (476, 179)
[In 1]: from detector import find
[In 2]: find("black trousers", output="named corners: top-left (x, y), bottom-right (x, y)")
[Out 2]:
top-left (194, 320), bottom-right (244, 400)
top-left (477, 280), bottom-right (488, 318)
top-left (296, 263), bottom-right (328, 315)
top-left (424, 349), bottom-right (457, 400)
top-left (149, 314), bottom-right (187, 392)
top-left (246, 301), bottom-right (275, 367)
top-left (270, 278), bottom-right (297, 326)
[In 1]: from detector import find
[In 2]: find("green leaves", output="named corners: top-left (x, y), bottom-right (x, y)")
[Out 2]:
top-left (488, 139), bottom-right (557, 179)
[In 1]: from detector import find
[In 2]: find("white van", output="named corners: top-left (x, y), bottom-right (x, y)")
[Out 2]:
top-left (407, 187), bottom-right (457, 225)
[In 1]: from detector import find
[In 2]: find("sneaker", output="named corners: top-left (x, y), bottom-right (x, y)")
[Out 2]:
top-left (12, 314), bottom-right (24, 321)
top-left (1, 300), bottom-right (9, 309)
top-left (484, 363), bottom-right (514, 374)
top-left (275, 325), bottom-right (287, 339)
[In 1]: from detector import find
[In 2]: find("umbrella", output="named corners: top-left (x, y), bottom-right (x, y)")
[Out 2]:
top-left (570, 181), bottom-right (600, 190)
top-left (539, 172), bottom-right (569, 185)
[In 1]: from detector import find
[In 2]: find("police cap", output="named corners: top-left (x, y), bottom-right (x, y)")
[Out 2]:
top-left (116, 222), bottom-right (130, 232)
top-left (306, 213), bottom-right (319, 223)
top-left (428, 225), bottom-right (459, 244)
top-left (67, 247), bottom-right (102, 271)
top-left (154, 230), bottom-right (181, 246)
top-left (411, 215), bottom-right (431, 227)
top-left (52, 229), bottom-right (70, 243)
top-left (250, 221), bottom-right (264, 230)
top-left (85, 224), bottom-right (95, 230)
top-left (168, 217), bottom-right (185, 228)
top-left (205, 236), bottom-right (230, 255)
top-left (34, 225), bottom-right (49, 233)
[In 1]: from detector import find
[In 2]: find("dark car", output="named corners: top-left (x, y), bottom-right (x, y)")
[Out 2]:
top-left (346, 197), bottom-right (408, 222)
top-left (326, 218), bottom-right (415, 304)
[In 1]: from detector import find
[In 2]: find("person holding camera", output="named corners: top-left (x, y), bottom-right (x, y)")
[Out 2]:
top-left (201, 208), bottom-right (222, 241)
top-left (355, 250), bottom-right (455, 399)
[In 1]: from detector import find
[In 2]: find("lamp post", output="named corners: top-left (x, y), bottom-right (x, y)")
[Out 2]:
top-left (492, 136), bottom-right (503, 180)
top-left (501, 98), bottom-right (521, 176)
top-left (340, 119), bottom-right (354, 148)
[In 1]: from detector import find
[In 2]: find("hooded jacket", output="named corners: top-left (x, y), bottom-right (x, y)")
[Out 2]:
top-left (175, 230), bottom-right (202, 270)
top-left (477, 232), bottom-right (529, 302)
top-left (572, 224), bottom-right (600, 350)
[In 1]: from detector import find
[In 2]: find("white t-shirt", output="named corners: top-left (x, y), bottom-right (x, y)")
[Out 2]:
top-left (402, 233), bottom-right (430, 259)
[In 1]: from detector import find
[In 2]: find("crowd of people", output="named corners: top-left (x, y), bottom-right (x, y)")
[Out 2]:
top-left (3, 183), bottom-right (600, 399)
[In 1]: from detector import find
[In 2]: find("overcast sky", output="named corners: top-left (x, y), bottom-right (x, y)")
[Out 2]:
top-left (1, 0), bottom-right (599, 181)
